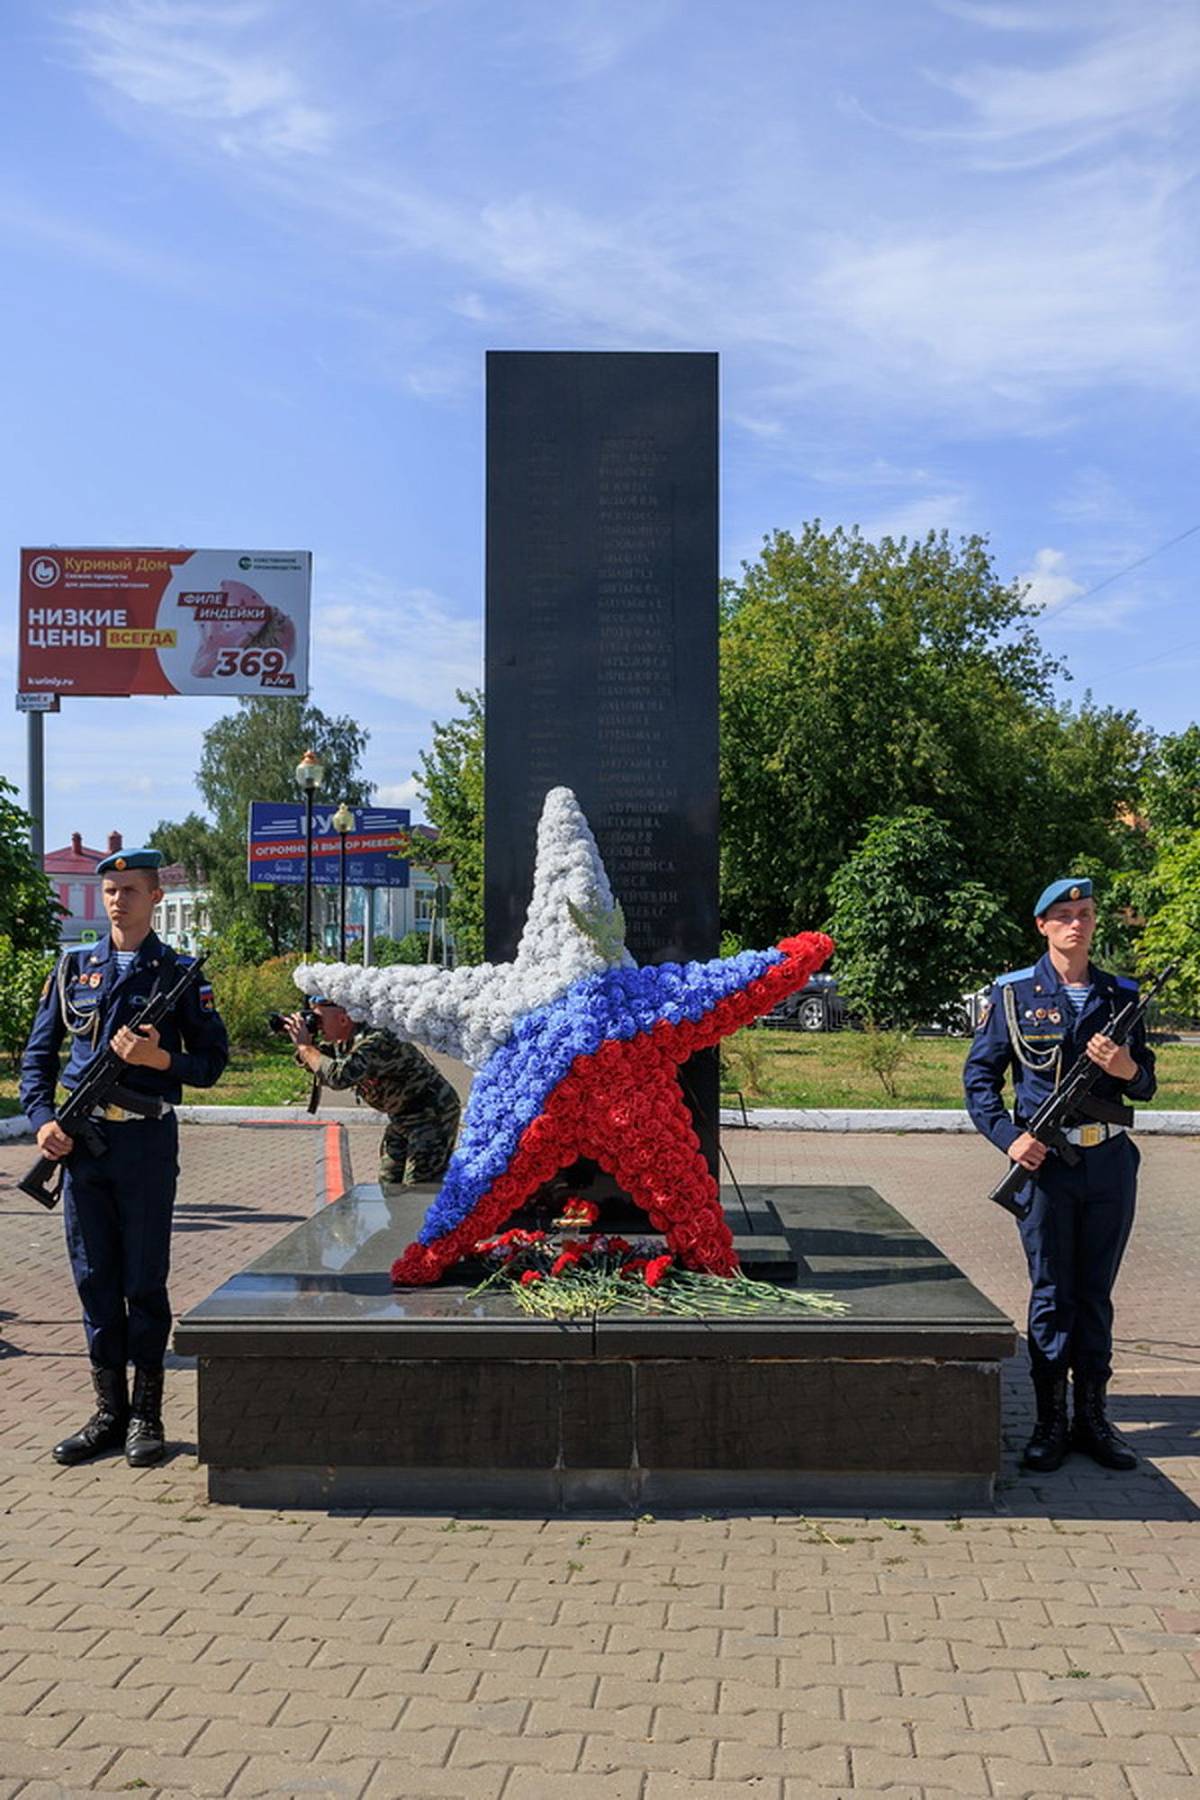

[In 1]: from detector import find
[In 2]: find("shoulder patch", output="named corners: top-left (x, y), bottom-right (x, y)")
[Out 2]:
top-left (994, 965), bottom-right (1035, 989)
top-left (1115, 975), bottom-right (1139, 994)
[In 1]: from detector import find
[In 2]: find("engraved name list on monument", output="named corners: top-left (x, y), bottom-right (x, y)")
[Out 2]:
top-left (593, 434), bottom-right (681, 956)
top-left (519, 432), bottom-right (574, 854)
top-left (485, 351), bottom-right (717, 972)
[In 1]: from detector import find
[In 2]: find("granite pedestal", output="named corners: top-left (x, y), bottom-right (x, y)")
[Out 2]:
top-left (175, 1186), bottom-right (1016, 1511)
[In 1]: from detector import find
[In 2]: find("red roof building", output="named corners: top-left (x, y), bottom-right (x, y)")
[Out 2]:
top-left (44, 830), bottom-right (124, 939)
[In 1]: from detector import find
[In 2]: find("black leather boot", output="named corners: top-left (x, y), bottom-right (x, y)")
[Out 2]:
top-left (126, 1367), bottom-right (166, 1468)
top-left (1072, 1376), bottom-right (1137, 1470)
top-left (1021, 1367), bottom-right (1070, 1472)
top-left (52, 1367), bottom-right (129, 1465)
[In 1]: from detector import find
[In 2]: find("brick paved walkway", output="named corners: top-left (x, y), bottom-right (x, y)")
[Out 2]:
top-left (0, 1123), bottom-right (1196, 1799)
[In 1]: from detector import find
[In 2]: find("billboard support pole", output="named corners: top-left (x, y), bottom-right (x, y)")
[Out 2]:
top-left (302, 787), bottom-right (316, 956)
top-left (338, 835), bottom-right (347, 960)
top-left (27, 709), bottom-right (45, 865)
top-left (363, 887), bottom-right (374, 968)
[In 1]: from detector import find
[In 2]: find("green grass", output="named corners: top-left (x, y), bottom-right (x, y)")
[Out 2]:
top-left (4, 1034), bottom-right (1200, 1118)
top-left (0, 1044), bottom-right (311, 1118)
top-left (720, 1028), bottom-right (1200, 1111)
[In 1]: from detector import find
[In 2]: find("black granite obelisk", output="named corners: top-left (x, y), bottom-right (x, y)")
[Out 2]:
top-left (485, 351), bottom-right (720, 1171)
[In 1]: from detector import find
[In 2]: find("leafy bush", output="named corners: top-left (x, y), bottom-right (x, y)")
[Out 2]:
top-left (856, 1023), bottom-right (913, 1100)
top-left (209, 953), bottom-right (305, 1050)
top-left (0, 936), bottom-right (56, 1069)
top-left (720, 1028), bottom-right (771, 1101)
top-left (343, 932), bottom-right (428, 967)
top-left (376, 932), bottom-right (429, 966)
top-left (204, 917), bottom-right (274, 971)
top-left (0, 779), bottom-right (64, 951)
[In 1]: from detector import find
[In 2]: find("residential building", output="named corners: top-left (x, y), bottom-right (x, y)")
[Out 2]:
top-left (153, 864), bottom-right (212, 952)
top-left (44, 830), bottom-right (124, 940)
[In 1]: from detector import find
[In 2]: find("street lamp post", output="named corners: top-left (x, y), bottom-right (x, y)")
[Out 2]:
top-left (332, 802), bottom-right (354, 961)
top-left (433, 859), bottom-right (454, 967)
top-left (295, 750), bottom-right (325, 956)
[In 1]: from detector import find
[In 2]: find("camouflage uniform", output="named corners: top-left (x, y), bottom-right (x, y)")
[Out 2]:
top-left (313, 1027), bottom-right (460, 1186)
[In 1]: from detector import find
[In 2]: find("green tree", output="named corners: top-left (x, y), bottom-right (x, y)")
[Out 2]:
top-left (1139, 724), bottom-right (1200, 838)
top-left (1137, 831), bottom-right (1200, 1017)
top-left (719, 523), bottom-right (1150, 944)
top-left (0, 777), bottom-right (63, 950)
top-left (415, 688), bottom-right (484, 964)
top-left (1102, 726), bottom-right (1200, 985)
top-left (1114, 727), bottom-right (1200, 1014)
top-left (826, 806), bottom-right (1014, 1029)
top-left (0, 936), bottom-right (56, 1068)
top-left (153, 697), bottom-right (372, 953)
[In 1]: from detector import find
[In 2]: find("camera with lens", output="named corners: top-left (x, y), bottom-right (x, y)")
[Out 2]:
top-left (267, 1009), bottom-right (320, 1037)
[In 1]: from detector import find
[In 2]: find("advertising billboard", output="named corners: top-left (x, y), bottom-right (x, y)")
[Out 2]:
top-left (18, 548), bottom-right (311, 697)
top-left (247, 804), bottom-right (412, 888)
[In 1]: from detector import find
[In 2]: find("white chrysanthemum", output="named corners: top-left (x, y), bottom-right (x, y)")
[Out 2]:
top-left (295, 786), bottom-right (633, 1068)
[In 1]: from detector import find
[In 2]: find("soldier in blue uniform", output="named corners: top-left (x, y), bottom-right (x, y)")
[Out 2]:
top-left (20, 848), bottom-right (228, 1468)
top-left (964, 878), bottom-right (1155, 1473)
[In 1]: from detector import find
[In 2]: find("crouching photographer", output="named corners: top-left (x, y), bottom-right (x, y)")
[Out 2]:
top-left (279, 996), bottom-right (460, 1189)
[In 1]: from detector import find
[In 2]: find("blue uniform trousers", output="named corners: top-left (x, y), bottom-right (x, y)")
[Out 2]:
top-left (1017, 1132), bottom-right (1138, 1382)
top-left (62, 1115), bottom-right (179, 1372)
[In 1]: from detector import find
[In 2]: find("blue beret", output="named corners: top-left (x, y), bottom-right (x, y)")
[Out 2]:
top-left (95, 847), bottom-right (164, 876)
top-left (1034, 877), bottom-right (1092, 917)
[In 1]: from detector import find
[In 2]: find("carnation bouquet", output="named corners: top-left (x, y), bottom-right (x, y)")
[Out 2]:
top-left (469, 1198), bottom-right (849, 1321)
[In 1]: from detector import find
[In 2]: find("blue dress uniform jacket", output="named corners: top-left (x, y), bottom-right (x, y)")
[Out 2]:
top-left (963, 954), bottom-right (1156, 1149)
top-left (20, 934), bottom-right (228, 1132)
top-left (19, 934), bottom-right (228, 1372)
top-left (963, 953), bottom-right (1155, 1381)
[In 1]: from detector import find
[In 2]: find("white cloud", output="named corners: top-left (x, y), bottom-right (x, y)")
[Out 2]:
top-left (811, 157), bottom-right (1198, 415)
top-left (934, 2), bottom-right (1081, 31)
top-left (1017, 546), bottom-right (1144, 632)
top-left (930, 8), bottom-right (1200, 164)
top-left (0, 188), bottom-right (198, 286)
top-left (53, 0), bottom-right (1200, 441)
top-left (858, 492), bottom-right (969, 542)
top-left (1051, 469), bottom-right (1148, 531)
top-left (314, 572), bottom-right (482, 710)
top-left (1019, 546), bottom-right (1083, 612)
top-left (374, 776), bottom-right (422, 808)
top-left (499, 0), bottom-right (680, 81)
top-left (66, 0), bottom-right (336, 158)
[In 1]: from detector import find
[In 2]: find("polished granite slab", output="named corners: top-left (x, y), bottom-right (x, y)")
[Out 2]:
top-left (175, 1182), bottom-right (1015, 1360)
top-left (177, 1184), bottom-right (1016, 1508)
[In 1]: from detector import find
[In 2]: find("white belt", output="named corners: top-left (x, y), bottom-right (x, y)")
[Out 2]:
top-left (1063, 1122), bottom-right (1123, 1148)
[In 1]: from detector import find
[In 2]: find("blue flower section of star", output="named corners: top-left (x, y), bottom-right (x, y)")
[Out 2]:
top-left (417, 946), bottom-right (785, 1245)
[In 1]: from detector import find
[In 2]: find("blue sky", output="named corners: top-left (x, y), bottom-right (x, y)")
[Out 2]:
top-left (2, 0), bottom-right (1197, 853)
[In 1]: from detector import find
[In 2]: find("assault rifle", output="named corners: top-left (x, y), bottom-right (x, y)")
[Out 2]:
top-left (17, 954), bottom-right (208, 1211)
top-left (988, 963), bottom-right (1176, 1219)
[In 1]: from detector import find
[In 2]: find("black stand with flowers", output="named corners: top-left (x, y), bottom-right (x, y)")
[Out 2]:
top-left (177, 1180), bottom-right (1016, 1511)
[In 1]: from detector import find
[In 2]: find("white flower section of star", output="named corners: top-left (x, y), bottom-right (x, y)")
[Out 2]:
top-left (295, 786), bottom-right (635, 1069)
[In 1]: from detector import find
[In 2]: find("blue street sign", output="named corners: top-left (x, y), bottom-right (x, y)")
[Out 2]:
top-left (247, 803), bottom-right (411, 887)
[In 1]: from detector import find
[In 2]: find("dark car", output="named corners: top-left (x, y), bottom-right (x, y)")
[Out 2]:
top-left (761, 970), bottom-right (845, 1033)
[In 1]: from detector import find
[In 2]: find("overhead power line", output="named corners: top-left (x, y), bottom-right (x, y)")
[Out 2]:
top-left (1039, 521), bottom-right (1200, 626)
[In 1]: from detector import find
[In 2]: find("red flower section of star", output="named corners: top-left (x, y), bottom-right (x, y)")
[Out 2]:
top-left (391, 932), bottom-right (832, 1286)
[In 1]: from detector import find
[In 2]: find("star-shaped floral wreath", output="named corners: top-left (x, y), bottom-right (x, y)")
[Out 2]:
top-left (297, 788), bottom-right (832, 1286)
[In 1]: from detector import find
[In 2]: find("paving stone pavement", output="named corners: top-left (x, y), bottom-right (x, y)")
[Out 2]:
top-left (0, 1121), bottom-right (1196, 1799)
